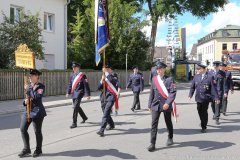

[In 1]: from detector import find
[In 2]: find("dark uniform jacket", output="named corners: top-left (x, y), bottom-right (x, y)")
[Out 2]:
top-left (126, 72), bottom-right (144, 93)
top-left (23, 83), bottom-right (46, 118)
top-left (98, 74), bottom-right (119, 102)
top-left (67, 72), bottom-right (91, 99)
top-left (225, 70), bottom-right (233, 92)
top-left (189, 72), bottom-right (218, 103)
top-left (148, 75), bottom-right (176, 112)
top-left (209, 70), bottom-right (227, 97)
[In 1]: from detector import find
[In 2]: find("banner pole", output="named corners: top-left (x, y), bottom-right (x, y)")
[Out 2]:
top-left (103, 50), bottom-right (106, 103)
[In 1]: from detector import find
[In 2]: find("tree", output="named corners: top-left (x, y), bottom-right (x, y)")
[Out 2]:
top-left (106, 0), bottom-right (150, 70)
top-left (140, 0), bottom-right (228, 61)
top-left (68, 0), bottom-right (95, 69)
top-left (0, 12), bottom-right (44, 69)
top-left (67, 0), bottom-right (150, 70)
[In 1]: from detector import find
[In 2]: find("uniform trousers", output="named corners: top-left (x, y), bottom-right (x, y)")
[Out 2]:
top-left (100, 101), bottom-right (115, 132)
top-left (20, 116), bottom-right (44, 151)
top-left (211, 97), bottom-right (222, 120)
top-left (150, 110), bottom-right (173, 144)
top-left (132, 92), bottom-right (140, 109)
top-left (197, 102), bottom-right (209, 129)
top-left (72, 98), bottom-right (87, 124)
top-left (222, 95), bottom-right (228, 114)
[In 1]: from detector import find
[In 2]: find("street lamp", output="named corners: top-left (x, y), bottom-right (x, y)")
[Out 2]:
top-left (125, 30), bottom-right (129, 88)
top-left (126, 48), bottom-right (128, 87)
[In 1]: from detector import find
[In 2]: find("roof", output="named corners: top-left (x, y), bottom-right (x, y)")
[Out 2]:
top-left (197, 25), bottom-right (240, 45)
top-left (221, 25), bottom-right (240, 30)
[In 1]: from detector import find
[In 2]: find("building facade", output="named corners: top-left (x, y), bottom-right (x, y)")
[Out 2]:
top-left (154, 46), bottom-right (172, 65)
top-left (197, 25), bottom-right (240, 67)
top-left (0, 0), bottom-right (68, 69)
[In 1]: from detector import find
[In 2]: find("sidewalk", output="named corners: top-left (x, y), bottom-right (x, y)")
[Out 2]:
top-left (0, 83), bottom-right (191, 115)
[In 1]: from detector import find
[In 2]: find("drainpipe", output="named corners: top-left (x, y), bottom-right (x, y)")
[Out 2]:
top-left (64, 0), bottom-right (71, 69)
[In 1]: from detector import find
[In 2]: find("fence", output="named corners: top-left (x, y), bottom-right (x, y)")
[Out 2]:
top-left (0, 70), bottom-right (150, 101)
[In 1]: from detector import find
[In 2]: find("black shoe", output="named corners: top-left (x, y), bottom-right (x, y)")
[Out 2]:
top-left (32, 150), bottom-right (42, 158)
top-left (166, 138), bottom-right (173, 146)
top-left (147, 144), bottom-right (155, 152)
top-left (135, 108), bottom-right (141, 110)
top-left (223, 112), bottom-right (227, 116)
top-left (96, 131), bottom-right (104, 137)
top-left (131, 108), bottom-right (135, 112)
top-left (18, 149), bottom-right (31, 158)
top-left (106, 126), bottom-right (115, 131)
top-left (70, 123), bottom-right (77, 129)
top-left (201, 129), bottom-right (206, 133)
top-left (81, 118), bottom-right (88, 123)
top-left (216, 119), bottom-right (220, 125)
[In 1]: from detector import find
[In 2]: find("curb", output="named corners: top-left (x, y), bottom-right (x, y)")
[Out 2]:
top-left (0, 90), bottom-right (150, 116)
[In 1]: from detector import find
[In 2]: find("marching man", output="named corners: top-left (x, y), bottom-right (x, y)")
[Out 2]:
top-left (189, 61), bottom-right (219, 133)
top-left (66, 62), bottom-right (91, 129)
top-left (97, 65), bottom-right (120, 137)
top-left (147, 62), bottom-right (177, 152)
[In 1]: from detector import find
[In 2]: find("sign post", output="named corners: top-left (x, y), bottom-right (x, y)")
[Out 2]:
top-left (15, 44), bottom-right (36, 122)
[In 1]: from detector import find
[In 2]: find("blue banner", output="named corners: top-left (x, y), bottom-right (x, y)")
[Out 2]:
top-left (95, 0), bottom-right (109, 66)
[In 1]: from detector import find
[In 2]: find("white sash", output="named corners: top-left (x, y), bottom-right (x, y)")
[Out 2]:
top-left (71, 72), bottom-right (84, 91)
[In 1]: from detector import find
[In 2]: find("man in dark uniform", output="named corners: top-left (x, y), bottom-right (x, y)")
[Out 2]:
top-left (19, 69), bottom-right (46, 158)
top-left (189, 61), bottom-right (219, 133)
top-left (66, 62), bottom-right (91, 129)
top-left (222, 63), bottom-right (234, 115)
top-left (126, 66), bottom-right (144, 112)
top-left (100, 65), bottom-right (120, 116)
top-left (147, 62), bottom-right (176, 152)
top-left (209, 61), bottom-right (226, 125)
top-left (97, 66), bottom-right (119, 137)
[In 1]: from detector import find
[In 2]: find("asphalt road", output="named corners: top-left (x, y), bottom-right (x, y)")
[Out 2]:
top-left (0, 88), bottom-right (240, 160)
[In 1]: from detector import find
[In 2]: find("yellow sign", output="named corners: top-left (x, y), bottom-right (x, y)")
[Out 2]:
top-left (176, 64), bottom-right (186, 80)
top-left (15, 44), bottom-right (36, 69)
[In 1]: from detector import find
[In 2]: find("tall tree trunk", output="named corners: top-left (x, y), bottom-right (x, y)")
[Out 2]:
top-left (150, 16), bottom-right (158, 62)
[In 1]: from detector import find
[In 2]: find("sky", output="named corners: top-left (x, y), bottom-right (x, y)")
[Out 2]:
top-left (142, 0), bottom-right (240, 54)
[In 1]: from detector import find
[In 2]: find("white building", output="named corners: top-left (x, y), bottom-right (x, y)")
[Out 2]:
top-left (197, 25), bottom-right (240, 67)
top-left (0, 0), bottom-right (69, 69)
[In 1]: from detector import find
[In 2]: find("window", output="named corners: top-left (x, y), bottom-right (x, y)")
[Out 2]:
top-left (233, 43), bottom-right (237, 50)
top-left (10, 6), bottom-right (22, 23)
top-left (44, 13), bottom-right (54, 32)
top-left (222, 43), bottom-right (227, 50)
top-left (222, 30), bottom-right (230, 37)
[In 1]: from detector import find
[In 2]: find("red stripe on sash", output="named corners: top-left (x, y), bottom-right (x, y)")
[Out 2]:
top-left (104, 81), bottom-right (119, 111)
top-left (153, 76), bottom-right (168, 99)
top-left (153, 76), bottom-right (178, 122)
top-left (71, 73), bottom-right (85, 93)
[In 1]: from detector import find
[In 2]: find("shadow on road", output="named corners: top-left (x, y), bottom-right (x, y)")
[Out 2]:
top-left (116, 112), bottom-right (150, 117)
top-left (158, 124), bottom-right (240, 135)
top-left (176, 102), bottom-right (196, 105)
top-left (0, 113), bottom-right (21, 130)
top-left (156, 140), bottom-right (235, 151)
top-left (43, 149), bottom-right (137, 159)
top-left (78, 121), bottom-right (136, 128)
top-left (106, 128), bottom-right (150, 136)
top-left (219, 118), bottom-right (240, 124)
top-left (224, 111), bottom-right (240, 116)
